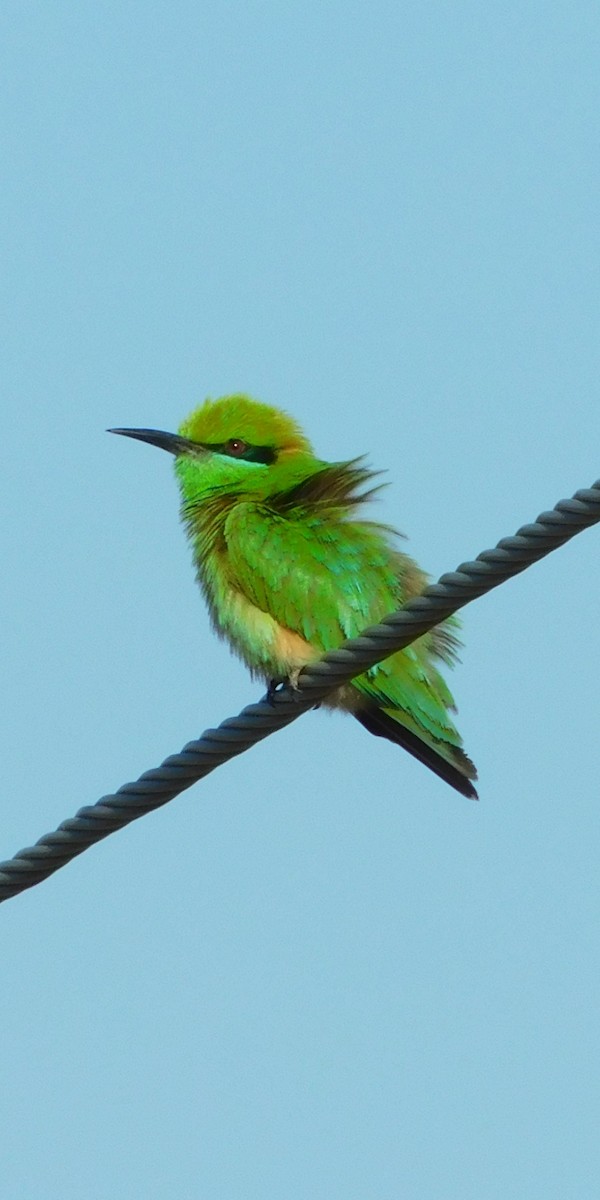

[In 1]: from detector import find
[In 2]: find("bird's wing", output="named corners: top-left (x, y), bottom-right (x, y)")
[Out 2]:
top-left (224, 500), bottom-right (400, 651)
top-left (224, 499), bottom-right (477, 796)
top-left (224, 500), bottom-right (457, 723)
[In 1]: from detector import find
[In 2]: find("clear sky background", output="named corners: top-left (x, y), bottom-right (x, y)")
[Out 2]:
top-left (1, 3), bottom-right (599, 1197)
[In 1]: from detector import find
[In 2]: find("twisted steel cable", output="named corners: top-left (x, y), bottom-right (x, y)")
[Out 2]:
top-left (1, 478), bottom-right (599, 904)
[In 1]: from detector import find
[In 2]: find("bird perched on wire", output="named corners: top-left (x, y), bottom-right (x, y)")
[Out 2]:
top-left (110, 394), bottom-right (477, 798)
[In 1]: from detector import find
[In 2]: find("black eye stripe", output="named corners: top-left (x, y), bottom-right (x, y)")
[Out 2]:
top-left (201, 441), bottom-right (276, 465)
top-left (240, 444), bottom-right (277, 464)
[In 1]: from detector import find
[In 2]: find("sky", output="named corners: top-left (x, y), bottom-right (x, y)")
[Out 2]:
top-left (1, 2), bottom-right (599, 1196)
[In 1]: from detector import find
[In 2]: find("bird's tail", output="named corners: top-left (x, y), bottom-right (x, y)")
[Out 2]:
top-left (354, 702), bottom-right (478, 800)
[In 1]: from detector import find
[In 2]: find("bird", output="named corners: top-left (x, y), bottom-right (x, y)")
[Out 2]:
top-left (110, 394), bottom-right (477, 799)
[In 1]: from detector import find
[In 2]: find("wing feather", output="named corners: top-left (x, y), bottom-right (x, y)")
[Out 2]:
top-left (221, 470), bottom-right (476, 793)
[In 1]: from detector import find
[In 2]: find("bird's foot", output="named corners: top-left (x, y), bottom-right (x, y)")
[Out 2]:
top-left (265, 677), bottom-right (285, 706)
top-left (288, 667), bottom-right (302, 692)
top-left (264, 669), bottom-right (304, 706)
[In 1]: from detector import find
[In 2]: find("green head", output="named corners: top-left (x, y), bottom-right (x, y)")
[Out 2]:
top-left (110, 393), bottom-right (317, 503)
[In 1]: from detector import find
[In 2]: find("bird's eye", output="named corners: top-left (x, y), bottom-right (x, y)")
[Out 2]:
top-left (224, 438), bottom-right (249, 457)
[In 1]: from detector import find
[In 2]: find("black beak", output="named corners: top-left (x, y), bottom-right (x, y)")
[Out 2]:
top-left (108, 428), bottom-right (201, 456)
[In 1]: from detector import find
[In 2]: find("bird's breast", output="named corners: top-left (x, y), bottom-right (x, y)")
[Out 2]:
top-left (208, 577), bottom-right (317, 681)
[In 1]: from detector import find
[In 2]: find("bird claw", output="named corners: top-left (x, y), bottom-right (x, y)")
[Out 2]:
top-left (264, 669), bottom-right (304, 706)
top-left (264, 677), bottom-right (285, 706)
top-left (288, 667), bottom-right (302, 692)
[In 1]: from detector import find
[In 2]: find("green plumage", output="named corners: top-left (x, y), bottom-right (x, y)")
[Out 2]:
top-left (112, 394), bottom-right (477, 798)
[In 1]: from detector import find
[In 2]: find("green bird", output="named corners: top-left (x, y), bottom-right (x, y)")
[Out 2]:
top-left (111, 394), bottom-right (477, 799)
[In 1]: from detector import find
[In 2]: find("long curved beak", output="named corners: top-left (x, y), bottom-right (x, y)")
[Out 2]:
top-left (108, 428), bottom-right (201, 456)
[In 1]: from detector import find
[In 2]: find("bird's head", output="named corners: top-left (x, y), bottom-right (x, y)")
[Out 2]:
top-left (110, 393), bottom-right (316, 501)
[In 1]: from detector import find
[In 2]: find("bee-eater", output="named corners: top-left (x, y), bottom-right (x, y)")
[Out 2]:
top-left (111, 394), bottom-right (477, 798)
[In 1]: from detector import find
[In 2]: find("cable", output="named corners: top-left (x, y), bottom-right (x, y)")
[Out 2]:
top-left (0, 478), bottom-right (598, 903)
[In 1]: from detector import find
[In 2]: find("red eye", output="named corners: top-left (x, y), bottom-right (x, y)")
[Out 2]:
top-left (225, 438), bottom-right (248, 456)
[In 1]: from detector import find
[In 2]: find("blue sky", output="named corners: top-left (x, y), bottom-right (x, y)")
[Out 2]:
top-left (2, 2), bottom-right (599, 1196)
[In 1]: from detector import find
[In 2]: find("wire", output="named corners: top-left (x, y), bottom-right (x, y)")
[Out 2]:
top-left (1, 478), bottom-right (598, 903)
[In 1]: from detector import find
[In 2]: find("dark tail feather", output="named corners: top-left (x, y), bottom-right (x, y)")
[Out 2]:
top-left (354, 705), bottom-right (478, 800)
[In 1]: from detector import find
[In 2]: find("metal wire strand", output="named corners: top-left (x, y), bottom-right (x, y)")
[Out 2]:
top-left (1, 478), bottom-right (599, 903)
